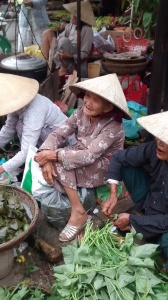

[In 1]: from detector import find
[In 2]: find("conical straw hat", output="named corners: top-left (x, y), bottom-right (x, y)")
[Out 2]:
top-left (137, 111), bottom-right (168, 144)
top-left (0, 73), bottom-right (39, 116)
top-left (69, 73), bottom-right (131, 119)
top-left (63, 0), bottom-right (97, 27)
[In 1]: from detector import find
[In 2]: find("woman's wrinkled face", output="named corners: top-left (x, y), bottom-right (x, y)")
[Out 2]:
top-left (83, 91), bottom-right (114, 117)
top-left (71, 15), bottom-right (77, 25)
top-left (156, 138), bottom-right (168, 161)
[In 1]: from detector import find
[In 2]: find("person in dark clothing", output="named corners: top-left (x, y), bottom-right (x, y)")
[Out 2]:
top-left (102, 111), bottom-right (168, 269)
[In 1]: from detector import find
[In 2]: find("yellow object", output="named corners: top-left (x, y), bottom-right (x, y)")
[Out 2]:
top-left (16, 255), bottom-right (26, 263)
top-left (24, 45), bottom-right (43, 59)
top-left (88, 62), bottom-right (100, 78)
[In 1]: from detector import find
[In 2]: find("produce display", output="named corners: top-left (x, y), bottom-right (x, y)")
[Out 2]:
top-left (0, 186), bottom-right (30, 243)
top-left (0, 222), bottom-right (168, 298)
top-left (51, 11), bottom-right (112, 31)
top-left (52, 222), bottom-right (168, 299)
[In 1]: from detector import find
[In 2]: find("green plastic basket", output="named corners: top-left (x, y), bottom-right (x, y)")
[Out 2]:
top-left (0, 35), bottom-right (12, 54)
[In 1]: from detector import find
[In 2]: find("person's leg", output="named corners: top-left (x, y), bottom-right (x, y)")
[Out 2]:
top-left (32, 27), bottom-right (48, 48)
top-left (18, 27), bottom-right (32, 52)
top-left (122, 166), bottom-right (151, 204)
top-left (53, 37), bottom-right (76, 76)
top-left (63, 186), bottom-right (88, 226)
top-left (52, 162), bottom-right (90, 241)
top-left (59, 186), bottom-right (90, 241)
top-left (41, 29), bottom-right (56, 60)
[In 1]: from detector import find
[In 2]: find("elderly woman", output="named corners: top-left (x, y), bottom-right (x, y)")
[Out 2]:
top-left (0, 73), bottom-right (67, 175)
top-left (102, 111), bottom-right (168, 269)
top-left (42, 0), bottom-right (96, 77)
top-left (34, 74), bottom-right (131, 242)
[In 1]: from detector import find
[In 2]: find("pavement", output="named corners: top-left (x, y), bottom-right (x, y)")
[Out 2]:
top-left (0, 189), bottom-right (135, 293)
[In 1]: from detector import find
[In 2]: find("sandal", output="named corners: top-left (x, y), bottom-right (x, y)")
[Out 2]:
top-left (59, 215), bottom-right (92, 242)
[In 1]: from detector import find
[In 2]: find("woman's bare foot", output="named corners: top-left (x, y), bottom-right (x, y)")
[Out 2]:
top-left (59, 211), bottom-right (91, 242)
top-left (68, 210), bottom-right (88, 227)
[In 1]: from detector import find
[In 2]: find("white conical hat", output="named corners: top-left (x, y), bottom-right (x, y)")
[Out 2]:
top-left (63, 0), bottom-right (97, 27)
top-left (69, 73), bottom-right (131, 119)
top-left (0, 73), bottom-right (39, 116)
top-left (137, 111), bottom-right (168, 144)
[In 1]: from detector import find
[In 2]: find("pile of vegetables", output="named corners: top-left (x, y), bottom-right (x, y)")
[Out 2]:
top-left (0, 222), bottom-right (168, 299)
top-left (52, 222), bottom-right (168, 299)
top-left (0, 186), bottom-right (30, 243)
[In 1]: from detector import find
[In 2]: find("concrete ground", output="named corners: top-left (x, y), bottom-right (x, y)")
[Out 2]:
top-left (0, 190), bottom-right (135, 293)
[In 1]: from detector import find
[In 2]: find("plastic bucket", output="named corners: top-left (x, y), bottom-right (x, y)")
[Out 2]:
top-left (88, 62), bottom-right (100, 78)
top-left (0, 248), bottom-right (14, 279)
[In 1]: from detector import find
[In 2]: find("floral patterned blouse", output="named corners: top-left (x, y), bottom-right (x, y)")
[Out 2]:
top-left (40, 106), bottom-right (125, 190)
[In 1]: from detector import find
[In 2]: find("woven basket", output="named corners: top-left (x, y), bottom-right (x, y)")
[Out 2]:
top-left (101, 59), bottom-right (149, 76)
top-left (0, 184), bottom-right (39, 252)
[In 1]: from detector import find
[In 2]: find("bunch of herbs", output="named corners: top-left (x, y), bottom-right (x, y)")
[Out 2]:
top-left (52, 222), bottom-right (168, 300)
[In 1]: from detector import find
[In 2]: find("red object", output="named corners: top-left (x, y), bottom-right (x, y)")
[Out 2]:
top-left (116, 36), bottom-right (149, 54)
top-left (120, 75), bottom-right (147, 106)
top-left (54, 101), bottom-right (68, 114)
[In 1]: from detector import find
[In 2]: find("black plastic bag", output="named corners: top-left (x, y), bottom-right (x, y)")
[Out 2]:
top-left (41, 187), bottom-right (96, 230)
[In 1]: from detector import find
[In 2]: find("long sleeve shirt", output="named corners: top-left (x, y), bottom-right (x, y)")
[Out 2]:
top-left (40, 107), bottom-right (125, 188)
top-left (0, 94), bottom-right (67, 173)
top-left (57, 23), bottom-right (93, 62)
top-left (108, 141), bottom-right (168, 238)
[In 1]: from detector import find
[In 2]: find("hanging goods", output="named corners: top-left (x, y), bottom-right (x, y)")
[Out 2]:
top-left (120, 75), bottom-right (147, 106)
top-left (116, 28), bottom-right (148, 54)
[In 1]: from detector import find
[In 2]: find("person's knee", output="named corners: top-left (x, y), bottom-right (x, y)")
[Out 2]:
top-left (58, 37), bottom-right (70, 50)
top-left (159, 232), bottom-right (168, 251)
top-left (42, 29), bottom-right (54, 40)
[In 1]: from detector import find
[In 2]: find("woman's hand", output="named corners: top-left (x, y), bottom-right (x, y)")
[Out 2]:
top-left (113, 213), bottom-right (130, 231)
top-left (23, 0), bottom-right (33, 8)
top-left (101, 183), bottom-right (118, 217)
top-left (41, 162), bottom-right (57, 185)
top-left (34, 150), bottom-right (56, 167)
top-left (58, 51), bottom-right (73, 60)
top-left (101, 194), bottom-right (118, 217)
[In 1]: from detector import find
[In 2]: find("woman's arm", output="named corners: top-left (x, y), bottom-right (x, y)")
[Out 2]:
top-left (60, 121), bottom-right (124, 170)
top-left (107, 141), bottom-right (156, 182)
top-left (130, 214), bottom-right (168, 238)
top-left (0, 114), bottom-right (18, 149)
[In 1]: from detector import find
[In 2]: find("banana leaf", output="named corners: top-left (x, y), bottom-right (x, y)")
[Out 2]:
top-left (0, 200), bottom-right (7, 215)
top-left (9, 219), bottom-right (24, 230)
top-left (7, 195), bottom-right (21, 206)
top-left (14, 229), bottom-right (24, 237)
top-left (0, 227), bottom-right (8, 243)
top-left (0, 215), bottom-right (4, 227)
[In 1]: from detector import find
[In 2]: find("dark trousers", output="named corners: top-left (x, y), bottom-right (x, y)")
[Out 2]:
top-left (122, 166), bottom-right (168, 268)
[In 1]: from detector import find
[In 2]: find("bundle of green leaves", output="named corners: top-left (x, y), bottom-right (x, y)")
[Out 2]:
top-left (52, 222), bottom-right (168, 300)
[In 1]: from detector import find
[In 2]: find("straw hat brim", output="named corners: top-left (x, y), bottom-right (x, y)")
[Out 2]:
top-left (0, 73), bottom-right (39, 116)
top-left (137, 111), bottom-right (168, 144)
top-left (69, 74), bottom-right (131, 119)
top-left (63, 0), bottom-right (97, 27)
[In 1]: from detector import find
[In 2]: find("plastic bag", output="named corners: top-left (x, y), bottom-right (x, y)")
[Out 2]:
top-left (122, 101), bottom-right (147, 139)
top-left (21, 145), bottom-right (53, 200)
top-left (24, 45), bottom-right (43, 59)
top-left (41, 187), bottom-right (96, 230)
top-left (93, 30), bottom-right (115, 54)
